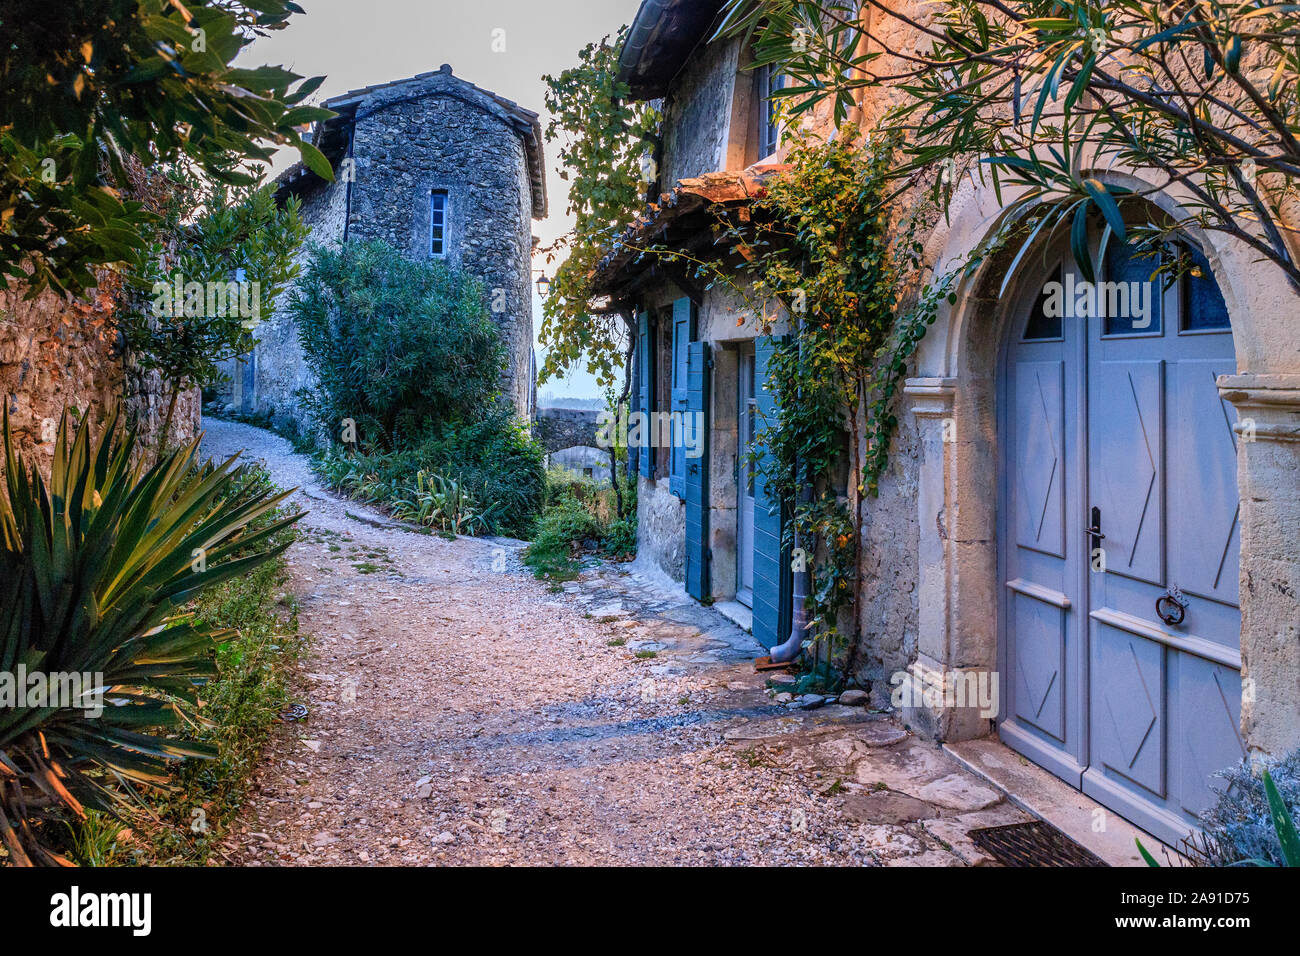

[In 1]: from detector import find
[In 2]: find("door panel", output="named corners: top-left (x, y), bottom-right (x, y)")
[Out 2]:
top-left (1013, 361), bottom-right (1066, 556)
top-left (1011, 591), bottom-right (1067, 741)
top-left (1089, 360), bottom-right (1164, 585)
top-left (1081, 249), bottom-right (1241, 846)
top-left (737, 346), bottom-right (756, 606)
top-left (1169, 360), bottom-right (1240, 606)
top-left (684, 341), bottom-right (710, 600)
top-left (751, 336), bottom-right (791, 648)
top-left (1175, 654), bottom-right (1246, 816)
top-left (999, 265), bottom-right (1085, 781)
top-left (669, 298), bottom-right (695, 498)
top-left (1090, 620), bottom-right (1166, 797)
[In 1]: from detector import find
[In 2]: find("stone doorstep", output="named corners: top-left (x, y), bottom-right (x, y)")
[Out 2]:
top-left (713, 600), bottom-right (753, 633)
top-left (943, 737), bottom-right (1187, 868)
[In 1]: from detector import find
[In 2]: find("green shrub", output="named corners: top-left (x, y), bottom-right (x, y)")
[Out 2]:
top-left (389, 470), bottom-right (495, 536)
top-left (1195, 750), bottom-right (1300, 866)
top-left (522, 467), bottom-right (638, 580)
top-left (603, 516), bottom-right (638, 560)
top-left (313, 415), bottom-right (546, 539)
top-left (0, 408), bottom-right (300, 866)
top-left (291, 239), bottom-right (504, 449)
top-left (416, 409), bottom-right (546, 537)
top-left (523, 491), bottom-right (607, 581)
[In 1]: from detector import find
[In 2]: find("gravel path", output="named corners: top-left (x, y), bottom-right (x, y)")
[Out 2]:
top-left (200, 417), bottom-right (1026, 866)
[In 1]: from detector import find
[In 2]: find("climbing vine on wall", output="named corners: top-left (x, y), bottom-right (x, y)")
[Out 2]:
top-left (539, 28), bottom-right (661, 389)
top-left (705, 135), bottom-right (997, 672)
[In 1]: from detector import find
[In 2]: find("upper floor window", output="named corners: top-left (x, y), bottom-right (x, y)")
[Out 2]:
top-left (757, 64), bottom-right (785, 159)
top-left (430, 190), bottom-right (449, 257)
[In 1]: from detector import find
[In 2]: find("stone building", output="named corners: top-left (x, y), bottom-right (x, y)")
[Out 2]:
top-left (594, 0), bottom-right (1300, 850)
top-left (226, 65), bottom-right (547, 427)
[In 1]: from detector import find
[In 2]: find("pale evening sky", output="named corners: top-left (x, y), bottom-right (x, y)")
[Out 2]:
top-left (240, 0), bottom-right (646, 400)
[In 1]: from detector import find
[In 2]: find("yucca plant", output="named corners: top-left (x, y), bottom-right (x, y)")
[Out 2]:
top-left (0, 407), bottom-right (302, 865)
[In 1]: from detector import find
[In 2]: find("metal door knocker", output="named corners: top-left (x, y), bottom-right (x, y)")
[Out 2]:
top-left (1156, 584), bottom-right (1188, 627)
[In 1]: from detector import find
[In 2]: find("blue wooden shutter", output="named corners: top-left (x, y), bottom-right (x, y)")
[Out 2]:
top-left (751, 335), bottom-right (792, 649)
top-left (637, 310), bottom-right (653, 479)
top-left (669, 297), bottom-right (695, 498)
top-left (685, 340), bottom-right (710, 600)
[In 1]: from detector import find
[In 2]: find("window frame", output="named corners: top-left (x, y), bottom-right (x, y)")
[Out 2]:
top-left (429, 189), bottom-right (449, 258)
top-left (757, 63), bottom-right (784, 160)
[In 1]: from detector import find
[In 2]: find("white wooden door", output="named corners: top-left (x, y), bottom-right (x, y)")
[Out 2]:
top-left (1001, 244), bottom-right (1243, 847)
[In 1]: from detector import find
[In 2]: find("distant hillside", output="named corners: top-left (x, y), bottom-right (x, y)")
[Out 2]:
top-left (537, 395), bottom-right (608, 412)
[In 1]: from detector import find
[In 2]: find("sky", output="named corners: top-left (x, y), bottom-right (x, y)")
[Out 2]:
top-left (240, 0), bottom-right (646, 400)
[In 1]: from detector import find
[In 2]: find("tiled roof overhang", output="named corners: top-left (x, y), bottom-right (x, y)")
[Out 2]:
top-left (618, 0), bottom-right (727, 100)
top-left (271, 65), bottom-right (547, 219)
top-left (589, 166), bottom-right (786, 299)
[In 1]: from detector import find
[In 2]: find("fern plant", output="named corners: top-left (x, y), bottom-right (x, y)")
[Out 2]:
top-left (0, 408), bottom-right (301, 865)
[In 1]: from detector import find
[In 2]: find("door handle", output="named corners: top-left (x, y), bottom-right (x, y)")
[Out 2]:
top-left (1156, 584), bottom-right (1188, 627)
top-left (1084, 506), bottom-right (1105, 544)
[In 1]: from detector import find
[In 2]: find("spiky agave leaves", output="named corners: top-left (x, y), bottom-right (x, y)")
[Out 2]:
top-left (0, 407), bottom-right (303, 865)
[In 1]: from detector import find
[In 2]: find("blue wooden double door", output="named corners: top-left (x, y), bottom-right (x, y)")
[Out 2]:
top-left (999, 245), bottom-right (1244, 847)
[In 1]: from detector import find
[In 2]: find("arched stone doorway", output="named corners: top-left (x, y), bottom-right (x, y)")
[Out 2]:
top-left (898, 175), bottom-right (1300, 845)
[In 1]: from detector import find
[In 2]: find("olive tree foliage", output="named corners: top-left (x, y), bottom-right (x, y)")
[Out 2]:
top-left (539, 28), bottom-right (661, 389)
top-left (0, 0), bottom-right (333, 298)
top-left (718, 0), bottom-right (1300, 290)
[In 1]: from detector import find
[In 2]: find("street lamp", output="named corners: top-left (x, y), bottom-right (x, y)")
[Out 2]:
top-left (535, 273), bottom-right (551, 299)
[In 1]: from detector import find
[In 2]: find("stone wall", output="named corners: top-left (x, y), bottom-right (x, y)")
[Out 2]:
top-left (661, 37), bottom-right (743, 187)
top-left (243, 173), bottom-right (349, 431)
top-left (1, 276), bottom-right (200, 482)
top-left (534, 406), bottom-right (601, 454)
top-left (636, 475), bottom-right (687, 580)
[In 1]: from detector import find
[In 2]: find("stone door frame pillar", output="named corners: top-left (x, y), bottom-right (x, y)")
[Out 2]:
top-left (1217, 372), bottom-right (1300, 758)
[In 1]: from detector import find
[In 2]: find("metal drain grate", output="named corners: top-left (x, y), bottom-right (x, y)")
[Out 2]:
top-left (968, 821), bottom-right (1109, 867)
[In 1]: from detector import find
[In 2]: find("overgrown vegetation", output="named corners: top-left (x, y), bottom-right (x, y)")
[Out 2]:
top-left (523, 467), bottom-right (637, 582)
top-left (292, 240), bottom-right (547, 538)
top-left (63, 464), bottom-right (304, 866)
top-left (677, 135), bottom-right (993, 674)
top-left (721, 0), bottom-right (1300, 290)
top-left (539, 27), bottom-right (661, 389)
top-left (0, 409), bottom-right (301, 866)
